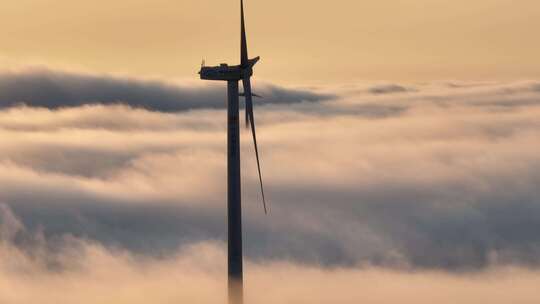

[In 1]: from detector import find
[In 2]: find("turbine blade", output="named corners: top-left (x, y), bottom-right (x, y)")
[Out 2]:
top-left (243, 77), bottom-right (268, 214)
top-left (245, 102), bottom-right (251, 128)
top-left (240, 0), bottom-right (249, 67)
top-left (242, 78), bottom-right (252, 128)
top-left (249, 107), bottom-right (267, 215)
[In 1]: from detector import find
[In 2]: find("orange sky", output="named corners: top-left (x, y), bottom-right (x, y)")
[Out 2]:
top-left (1, 0), bottom-right (539, 83)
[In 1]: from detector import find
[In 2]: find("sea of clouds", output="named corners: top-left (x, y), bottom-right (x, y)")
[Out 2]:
top-left (0, 67), bottom-right (539, 303)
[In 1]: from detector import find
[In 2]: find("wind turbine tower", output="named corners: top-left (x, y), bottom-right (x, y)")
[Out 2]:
top-left (199, 1), bottom-right (267, 303)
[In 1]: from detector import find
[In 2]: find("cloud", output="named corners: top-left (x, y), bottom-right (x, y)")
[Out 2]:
top-left (367, 84), bottom-right (412, 95)
top-left (1, 205), bottom-right (540, 304)
top-left (0, 68), bottom-right (333, 112)
top-left (1, 76), bottom-right (540, 273)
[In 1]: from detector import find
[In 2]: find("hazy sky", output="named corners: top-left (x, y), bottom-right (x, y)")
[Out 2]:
top-left (1, 0), bottom-right (540, 83)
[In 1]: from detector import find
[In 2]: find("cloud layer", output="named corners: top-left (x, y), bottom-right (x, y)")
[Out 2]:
top-left (1, 69), bottom-right (540, 302)
top-left (1, 206), bottom-right (540, 304)
top-left (0, 68), bottom-right (332, 112)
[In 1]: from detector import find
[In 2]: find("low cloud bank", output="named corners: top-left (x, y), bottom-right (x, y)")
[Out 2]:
top-left (0, 205), bottom-right (539, 304)
top-left (0, 68), bottom-right (333, 112)
top-left (1, 74), bottom-right (540, 273)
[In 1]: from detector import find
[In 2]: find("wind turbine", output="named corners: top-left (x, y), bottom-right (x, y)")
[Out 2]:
top-left (199, 1), bottom-right (266, 303)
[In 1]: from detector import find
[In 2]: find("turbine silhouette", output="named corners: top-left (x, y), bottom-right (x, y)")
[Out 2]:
top-left (199, 1), bottom-right (266, 303)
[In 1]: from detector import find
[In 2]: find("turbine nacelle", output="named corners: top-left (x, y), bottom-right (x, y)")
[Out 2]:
top-left (199, 64), bottom-right (242, 81)
top-left (199, 56), bottom-right (260, 81)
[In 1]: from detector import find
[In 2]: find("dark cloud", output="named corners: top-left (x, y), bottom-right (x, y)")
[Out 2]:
top-left (0, 68), bottom-right (333, 112)
top-left (4, 166), bottom-right (540, 271)
top-left (368, 84), bottom-right (412, 95)
top-left (5, 200), bottom-right (223, 259)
